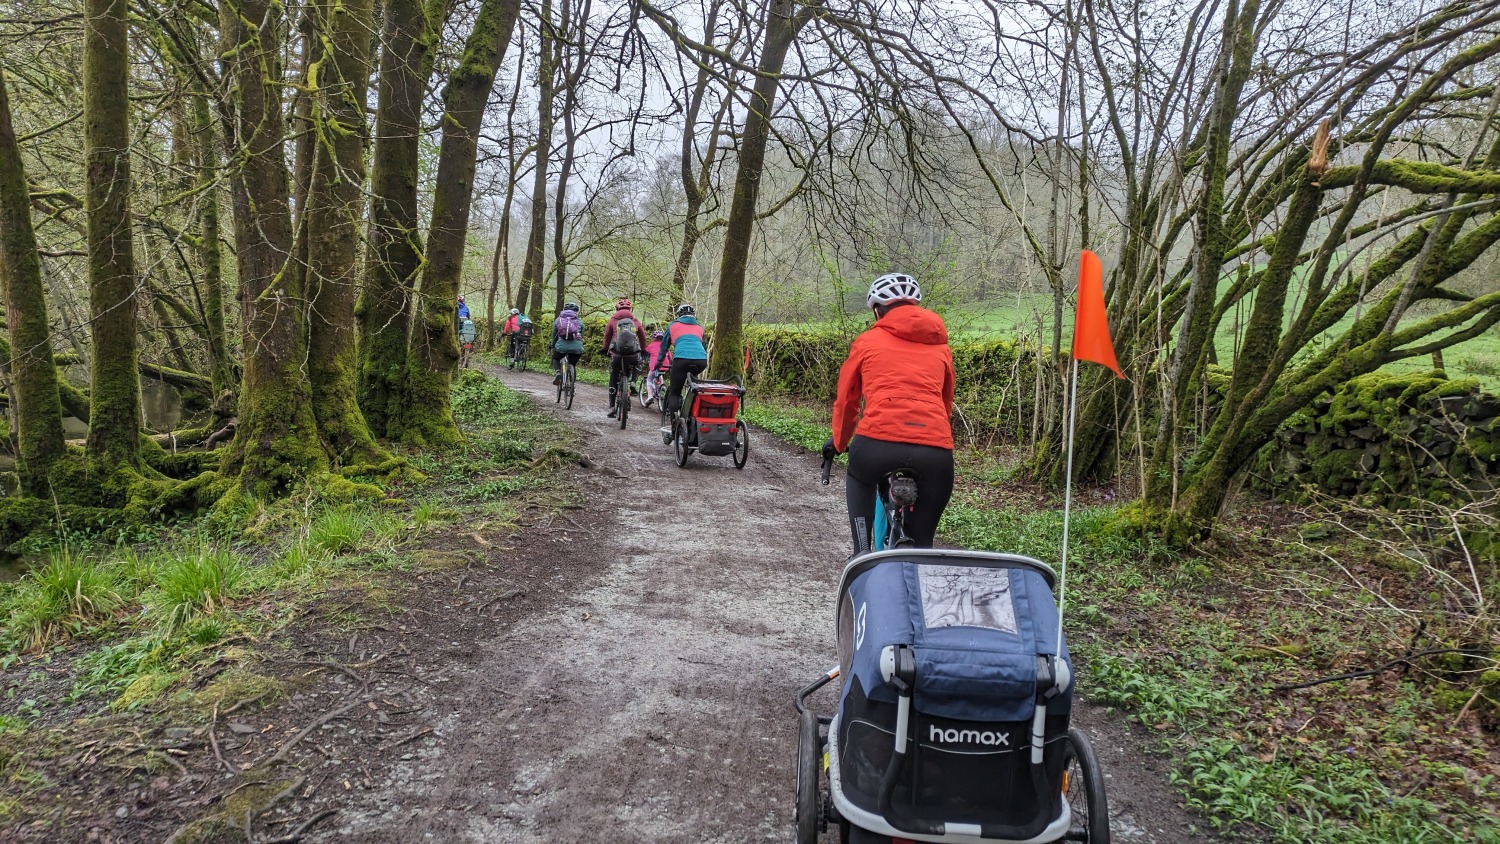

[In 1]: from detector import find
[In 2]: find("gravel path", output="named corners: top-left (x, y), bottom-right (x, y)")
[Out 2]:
top-left (305, 367), bottom-right (1219, 843)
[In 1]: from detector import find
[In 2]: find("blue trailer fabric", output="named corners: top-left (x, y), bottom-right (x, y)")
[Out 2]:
top-left (841, 560), bottom-right (1072, 723)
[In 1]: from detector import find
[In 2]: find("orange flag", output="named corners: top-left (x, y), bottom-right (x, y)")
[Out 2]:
top-left (1071, 250), bottom-right (1123, 379)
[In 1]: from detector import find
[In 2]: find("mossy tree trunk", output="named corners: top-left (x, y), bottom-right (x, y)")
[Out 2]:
top-left (0, 67), bottom-right (66, 494)
top-left (1150, 61), bottom-right (1500, 538)
top-left (516, 0), bottom-right (555, 317)
top-left (82, 0), bottom-right (142, 466)
top-left (194, 92), bottom-right (232, 398)
top-left (305, 0), bottom-right (388, 466)
top-left (551, 0), bottom-right (593, 317)
top-left (486, 55), bottom-right (527, 349)
top-left (357, 0), bottom-right (439, 436)
top-left (1143, 0), bottom-right (1259, 506)
top-left (707, 0), bottom-right (818, 379)
top-left (1026, 5), bottom-right (1500, 545)
top-left (669, 25), bottom-right (720, 306)
top-left (218, 0), bottom-right (329, 494)
top-left (398, 0), bottom-right (521, 447)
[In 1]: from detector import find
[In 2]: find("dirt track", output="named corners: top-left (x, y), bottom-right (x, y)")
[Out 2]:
top-left (293, 368), bottom-right (1219, 843)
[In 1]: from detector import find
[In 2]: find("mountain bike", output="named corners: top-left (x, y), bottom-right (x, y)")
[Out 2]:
top-left (821, 456), bottom-right (917, 551)
top-left (612, 359), bottom-right (637, 429)
top-left (556, 359), bottom-right (576, 410)
top-left (643, 367), bottom-right (665, 410)
top-left (508, 337), bottom-right (530, 371)
top-left (460, 341), bottom-right (474, 369)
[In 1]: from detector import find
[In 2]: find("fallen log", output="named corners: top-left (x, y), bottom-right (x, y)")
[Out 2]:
top-left (139, 361), bottom-right (212, 394)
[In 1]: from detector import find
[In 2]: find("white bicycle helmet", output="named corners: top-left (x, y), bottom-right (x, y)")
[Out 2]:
top-left (866, 272), bottom-right (922, 309)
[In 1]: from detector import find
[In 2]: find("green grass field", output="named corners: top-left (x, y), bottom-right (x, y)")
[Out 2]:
top-left (930, 294), bottom-right (1500, 393)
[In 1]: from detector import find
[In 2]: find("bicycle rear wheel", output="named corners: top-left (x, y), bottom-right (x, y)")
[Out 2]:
top-left (564, 364), bottom-right (575, 410)
top-left (619, 380), bottom-right (630, 429)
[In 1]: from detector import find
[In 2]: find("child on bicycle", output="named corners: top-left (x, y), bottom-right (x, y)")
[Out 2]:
top-left (551, 302), bottom-right (585, 385)
top-left (822, 273), bottom-right (955, 556)
top-left (643, 330), bottom-right (671, 406)
top-left (602, 298), bottom-right (647, 418)
top-left (658, 304), bottom-right (708, 419)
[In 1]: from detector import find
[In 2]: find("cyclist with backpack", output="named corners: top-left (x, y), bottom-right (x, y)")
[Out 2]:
top-left (458, 317), bottom-right (478, 367)
top-left (551, 302), bottom-right (585, 385)
top-left (821, 273), bottom-right (955, 555)
top-left (502, 308), bottom-right (522, 358)
top-left (658, 304), bottom-right (709, 418)
top-left (602, 297), bottom-right (648, 418)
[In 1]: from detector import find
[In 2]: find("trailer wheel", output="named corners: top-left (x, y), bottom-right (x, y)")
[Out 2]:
top-left (1062, 727), bottom-right (1110, 843)
top-left (796, 710), bottom-right (821, 844)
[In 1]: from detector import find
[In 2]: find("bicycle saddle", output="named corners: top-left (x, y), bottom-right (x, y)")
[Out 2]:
top-left (887, 472), bottom-right (918, 507)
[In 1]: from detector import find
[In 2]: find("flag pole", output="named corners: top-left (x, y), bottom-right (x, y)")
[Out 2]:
top-left (1057, 356), bottom-right (1080, 651)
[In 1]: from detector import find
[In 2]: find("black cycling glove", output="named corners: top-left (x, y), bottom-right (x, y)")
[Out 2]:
top-left (821, 437), bottom-right (837, 461)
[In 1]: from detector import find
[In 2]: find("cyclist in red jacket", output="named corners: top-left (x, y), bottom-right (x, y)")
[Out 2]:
top-left (823, 273), bottom-right (955, 555)
top-left (602, 298), bottom-right (648, 418)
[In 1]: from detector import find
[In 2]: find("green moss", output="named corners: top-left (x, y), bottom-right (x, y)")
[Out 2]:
top-left (0, 497), bottom-right (52, 544)
top-left (154, 450), bottom-right (226, 479)
top-left (410, 549), bottom-right (470, 569)
top-left (318, 474), bottom-right (387, 503)
top-left (111, 670), bottom-right (182, 711)
top-left (189, 670), bottom-right (284, 714)
top-left (165, 774), bottom-right (299, 843)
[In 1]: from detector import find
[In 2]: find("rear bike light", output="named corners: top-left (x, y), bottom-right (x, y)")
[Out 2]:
top-left (699, 425), bottom-right (711, 433)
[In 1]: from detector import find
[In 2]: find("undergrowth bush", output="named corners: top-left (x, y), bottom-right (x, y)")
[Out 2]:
top-left (309, 509), bottom-right (367, 555)
top-left (3, 550), bottom-right (123, 650)
top-left (143, 546), bottom-right (247, 631)
top-left (743, 325), bottom-right (1042, 448)
top-left (452, 369), bottom-right (530, 421)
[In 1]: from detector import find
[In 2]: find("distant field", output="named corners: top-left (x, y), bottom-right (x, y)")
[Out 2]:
top-left (764, 293), bottom-right (1500, 394)
top-left (952, 296), bottom-right (1500, 393)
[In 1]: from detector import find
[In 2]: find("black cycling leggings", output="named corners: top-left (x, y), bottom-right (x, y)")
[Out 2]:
top-left (845, 435), bottom-right (954, 555)
top-left (608, 353), bottom-right (640, 406)
top-left (552, 350), bottom-right (580, 371)
top-left (665, 358), bottom-right (708, 414)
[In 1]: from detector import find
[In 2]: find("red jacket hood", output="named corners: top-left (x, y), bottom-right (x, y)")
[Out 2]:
top-left (874, 305), bottom-right (948, 345)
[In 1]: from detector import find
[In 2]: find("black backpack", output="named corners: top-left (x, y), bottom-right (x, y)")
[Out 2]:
top-left (612, 317), bottom-right (641, 355)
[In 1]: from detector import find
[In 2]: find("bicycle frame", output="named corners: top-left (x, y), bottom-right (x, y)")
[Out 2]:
top-left (871, 479), bottom-right (913, 551)
top-left (819, 457), bottom-right (915, 552)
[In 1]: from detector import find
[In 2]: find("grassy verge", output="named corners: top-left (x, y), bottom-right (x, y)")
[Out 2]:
top-left (0, 371), bottom-right (578, 820)
top-left (747, 390), bottom-right (1499, 843)
top-left (944, 493), bottom-right (1499, 843)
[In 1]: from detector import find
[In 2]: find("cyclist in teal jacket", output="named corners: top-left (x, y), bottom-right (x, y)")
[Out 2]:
top-left (658, 304), bottom-right (708, 417)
